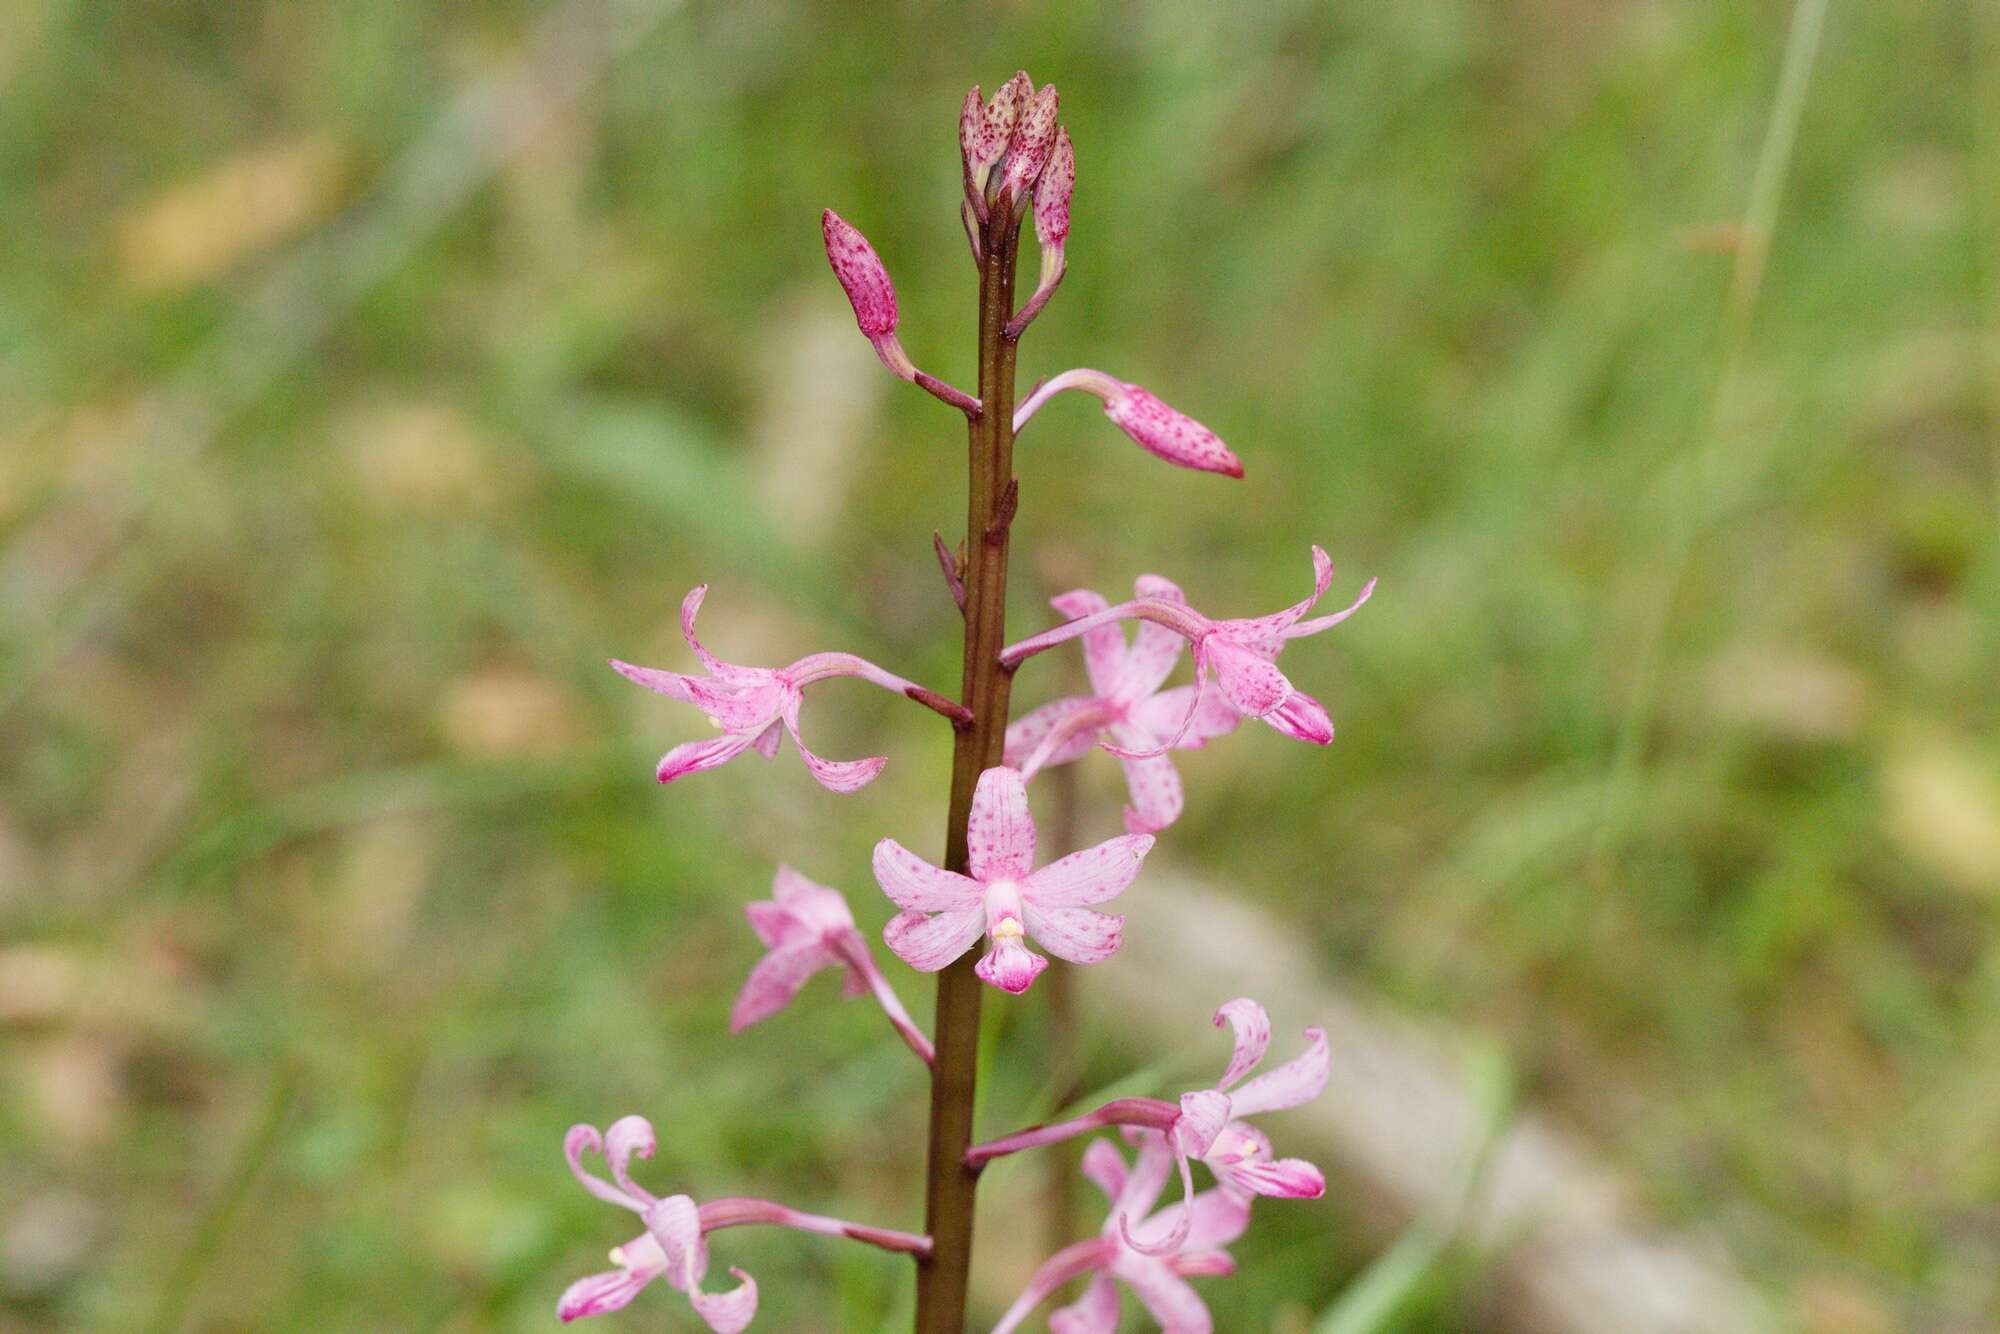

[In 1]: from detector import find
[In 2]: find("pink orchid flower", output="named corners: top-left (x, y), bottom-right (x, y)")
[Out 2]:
top-left (1004, 577), bottom-right (1244, 835)
top-left (1002, 545), bottom-right (1375, 749)
top-left (559, 1118), bottom-right (758, 1330)
top-left (874, 766), bottom-right (1153, 994)
top-left (990, 1132), bottom-right (1250, 1334)
top-left (734, 865), bottom-right (933, 1064)
top-left (1012, 369), bottom-right (1244, 478)
top-left (610, 585), bottom-right (967, 792)
top-left (964, 999), bottom-right (1326, 1258)
top-left (561, 1117), bottom-right (929, 1328)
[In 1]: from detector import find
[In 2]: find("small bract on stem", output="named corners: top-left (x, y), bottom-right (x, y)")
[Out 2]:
top-left (576, 67), bottom-right (1374, 1333)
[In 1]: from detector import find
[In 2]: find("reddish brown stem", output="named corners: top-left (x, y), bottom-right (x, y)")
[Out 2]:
top-left (913, 203), bottom-right (1024, 1332)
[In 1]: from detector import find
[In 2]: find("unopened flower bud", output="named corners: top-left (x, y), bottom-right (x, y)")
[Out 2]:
top-left (1034, 127), bottom-right (1075, 252)
top-left (1013, 369), bottom-right (1245, 477)
top-left (821, 209), bottom-right (897, 338)
top-left (998, 84), bottom-right (1060, 205)
top-left (971, 72), bottom-right (1031, 193)
top-left (958, 85), bottom-right (983, 170)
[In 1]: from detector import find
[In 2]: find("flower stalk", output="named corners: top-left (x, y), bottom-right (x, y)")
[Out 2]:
top-left (913, 161), bottom-right (1027, 1334)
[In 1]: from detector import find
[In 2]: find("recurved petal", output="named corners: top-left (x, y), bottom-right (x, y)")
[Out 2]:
top-left (975, 935), bottom-right (1049, 993)
top-left (883, 907), bottom-right (985, 972)
top-left (1264, 690), bottom-right (1333, 745)
top-left (1226, 1155), bottom-right (1326, 1199)
top-left (1287, 573), bottom-right (1377, 639)
top-left (564, 1124), bottom-right (639, 1211)
top-left (728, 941), bottom-right (832, 1033)
top-left (873, 839), bottom-right (981, 912)
top-left (557, 1264), bottom-right (657, 1322)
top-left (966, 766), bottom-right (1035, 881)
top-left (1211, 999), bottom-right (1272, 1092)
top-left (1023, 905), bottom-right (1125, 965)
top-left (1226, 1026), bottom-right (1330, 1117)
top-left (1048, 1274), bottom-right (1120, 1334)
top-left (1102, 384), bottom-right (1244, 478)
top-left (782, 701), bottom-right (886, 793)
top-left (749, 719), bottom-right (784, 758)
top-left (605, 1115), bottom-right (658, 1203)
top-left (678, 585), bottom-right (756, 682)
top-left (1024, 834), bottom-right (1153, 907)
top-left (1235, 545), bottom-right (1335, 643)
top-left (656, 731), bottom-right (759, 786)
top-left (687, 1268), bottom-right (758, 1334)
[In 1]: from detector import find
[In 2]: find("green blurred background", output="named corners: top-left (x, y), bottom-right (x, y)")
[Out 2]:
top-left (3, 0), bottom-right (1998, 1329)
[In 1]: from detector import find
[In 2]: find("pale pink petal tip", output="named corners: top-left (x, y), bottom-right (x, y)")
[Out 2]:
top-left (820, 209), bottom-right (898, 338)
top-left (1104, 384), bottom-right (1244, 477)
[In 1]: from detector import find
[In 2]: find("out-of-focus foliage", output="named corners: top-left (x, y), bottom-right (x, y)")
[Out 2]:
top-left (1, 0), bottom-right (1995, 1330)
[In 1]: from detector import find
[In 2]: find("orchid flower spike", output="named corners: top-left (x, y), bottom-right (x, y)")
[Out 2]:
top-left (1129, 999), bottom-right (1328, 1257)
top-left (1003, 545), bottom-right (1376, 749)
top-left (1012, 369), bottom-right (1244, 477)
top-left (874, 766), bottom-right (1153, 993)
top-left (1004, 577), bottom-right (1243, 834)
top-left (989, 1132), bottom-right (1250, 1334)
top-left (610, 584), bottom-right (969, 792)
top-left (559, 1119), bottom-right (758, 1330)
top-left (734, 865), bottom-right (933, 1064)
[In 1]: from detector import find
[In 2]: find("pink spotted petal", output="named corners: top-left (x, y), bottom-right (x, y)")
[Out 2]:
top-left (607, 659), bottom-right (704, 703)
top-left (1231, 545), bottom-right (1335, 646)
top-left (966, 766), bottom-right (1035, 882)
top-left (781, 698), bottom-right (886, 793)
top-left (1114, 741), bottom-right (1184, 835)
top-left (1103, 384), bottom-right (1244, 478)
top-left (748, 720), bottom-right (783, 758)
top-left (976, 935), bottom-right (1049, 993)
top-left (1023, 905), bottom-right (1125, 965)
top-left (1211, 999), bottom-right (1272, 1093)
top-left (1111, 578), bottom-right (1188, 701)
top-left (1202, 640), bottom-right (1293, 719)
top-left (564, 1124), bottom-right (639, 1212)
top-left (1049, 1274), bottom-right (1120, 1334)
top-left (769, 865), bottom-right (854, 935)
top-left (728, 940), bottom-right (832, 1033)
top-left (883, 907), bottom-right (985, 972)
top-left (1181, 1188), bottom-right (1254, 1250)
top-left (605, 1115), bottom-right (657, 1203)
top-left (656, 731), bottom-right (759, 786)
top-left (1112, 1259), bottom-right (1213, 1334)
top-left (1080, 1139), bottom-right (1129, 1202)
top-left (1226, 1156), bottom-right (1326, 1199)
top-left (1129, 686), bottom-right (1243, 751)
top-left (1227, 1026), bottom-right (1330, 1117)
top-left (872, 839), bottom-right (981, 912)
top-left (821, 209), bottom-right (897, 338)
top-left (744, 899), bottom-right (799, 950)
top-left (1264, 690), bottom-right (1334, 745)
top-left (974, 73), bottom-right (1029, 172)
top-left (558, 1265), bottom-right (658, 1321)
top-left (1023, 834), bottom-right (1153, 907)
top-left (646, 1195), bottom-right (707, 1288)
top-left (1120, 1141), bottom-right (1198, 1258)
top-left (1004, 695), bottom-right (1105, 773)
top-left (999, 84), bottom-right (1060, 199)
top-left (1049, 589), bottom-right (1124, 697)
